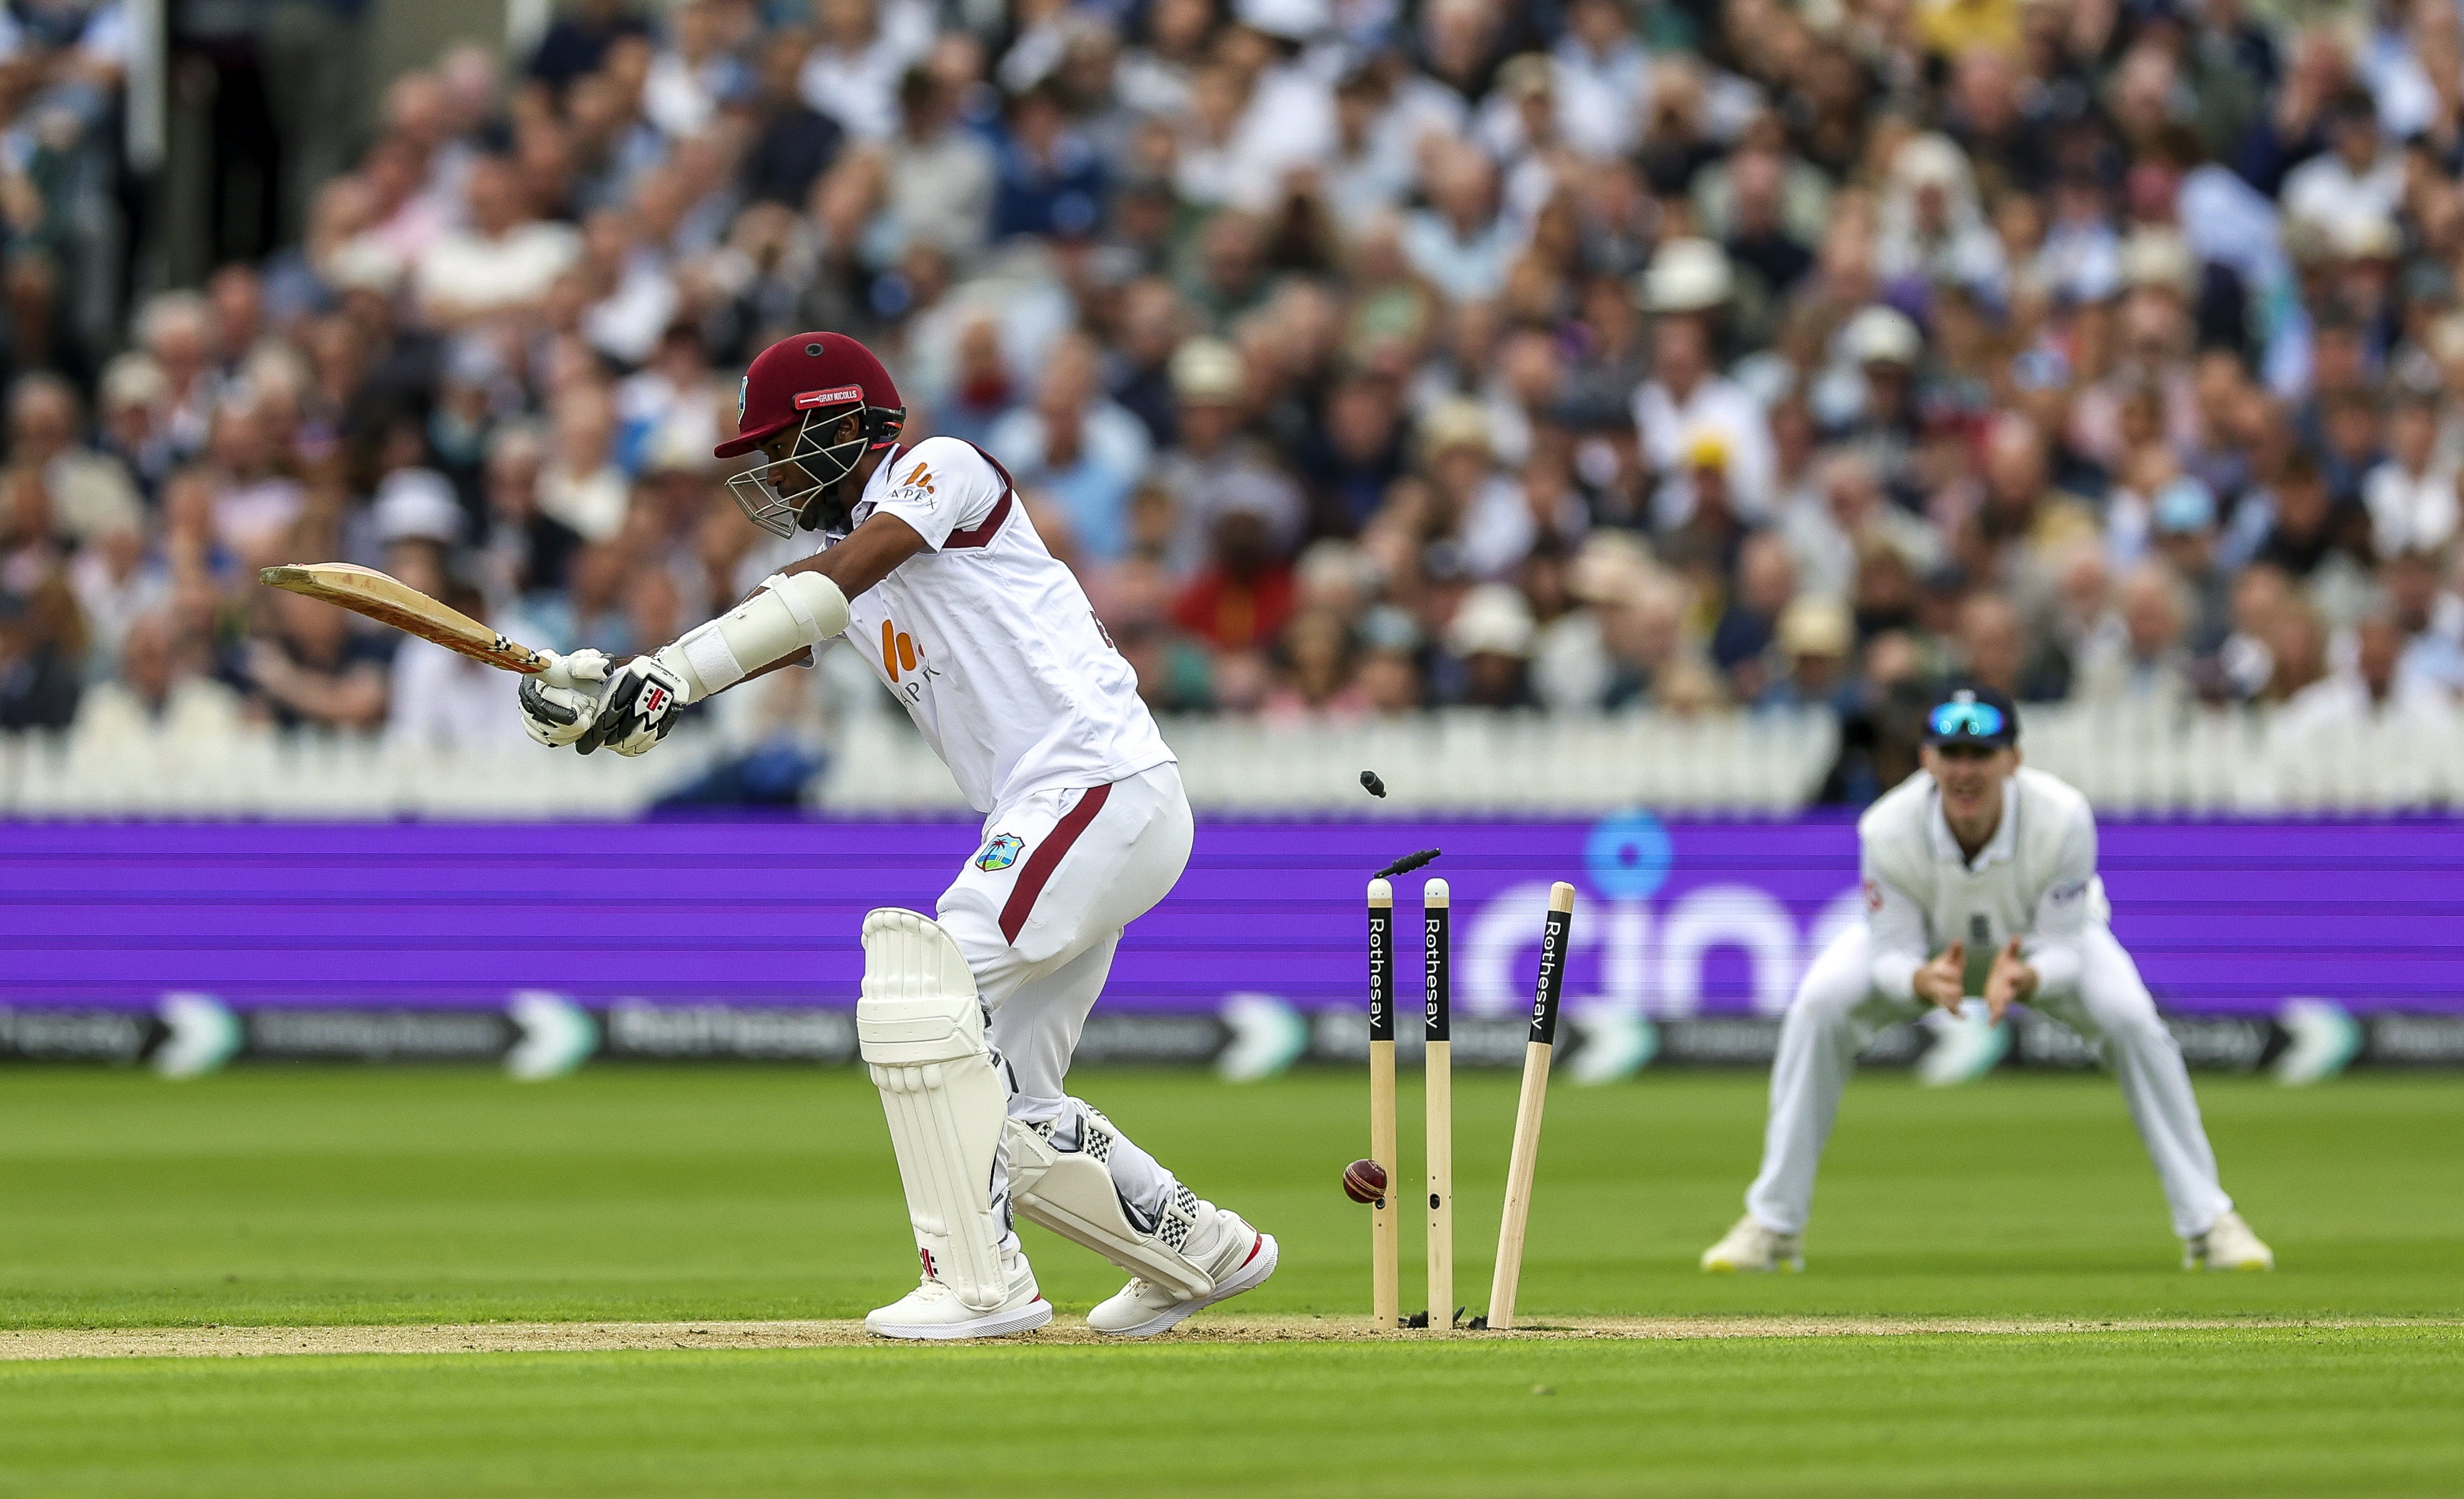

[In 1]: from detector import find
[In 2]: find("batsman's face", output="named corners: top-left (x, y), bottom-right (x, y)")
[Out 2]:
top-left (1923, 743), bottom-right (2017, 823)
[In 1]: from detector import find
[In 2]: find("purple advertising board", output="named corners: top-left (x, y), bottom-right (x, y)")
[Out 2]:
top-left (1, 816), bottom-right (2459, 1019)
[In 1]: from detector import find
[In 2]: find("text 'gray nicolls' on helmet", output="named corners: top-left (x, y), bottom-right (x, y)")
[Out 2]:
top-left (716, 332), bottom-right (907, 537)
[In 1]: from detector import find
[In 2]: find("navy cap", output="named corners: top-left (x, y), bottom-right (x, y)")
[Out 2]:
top-left (1923, 683), bottom-right (2020, 748)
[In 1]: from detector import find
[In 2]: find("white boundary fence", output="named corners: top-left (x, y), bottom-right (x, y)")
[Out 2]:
top-left (0, 703), bottom-right (2457, 817)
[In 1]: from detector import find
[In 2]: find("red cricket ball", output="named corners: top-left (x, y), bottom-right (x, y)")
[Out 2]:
top-left (1342, 1157), bottom-right (1389, 1204)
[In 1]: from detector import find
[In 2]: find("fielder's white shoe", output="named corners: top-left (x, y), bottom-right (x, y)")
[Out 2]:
top-left (1086, 1200), bottom-right (1280, 1338)
top-left (2184, 1210), bottom-right (2274, 1271)
top-left (1700, 1214), bottom-right (1804, 1273)
top-left (864, 1251), bottom-right (1054, 1340)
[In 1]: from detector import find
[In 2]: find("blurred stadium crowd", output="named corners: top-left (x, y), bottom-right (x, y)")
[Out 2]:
top-left (5, 0), bottom-right (2464, 803)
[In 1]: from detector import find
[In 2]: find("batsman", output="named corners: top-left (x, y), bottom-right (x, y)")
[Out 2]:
top-left (1703, 685), bottom-right (2274, 1275)
top-left (516, 332), bottom-right (1278, 1338)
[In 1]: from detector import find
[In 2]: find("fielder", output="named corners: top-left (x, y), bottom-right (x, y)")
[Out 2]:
top-left (1701, 685), bottom-right (2274, 1274)
top-left (516, 332), bottom-right (1277, 1338)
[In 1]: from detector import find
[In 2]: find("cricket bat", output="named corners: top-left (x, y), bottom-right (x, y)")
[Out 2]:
top-left (260, 564), bottom-right (553, 676)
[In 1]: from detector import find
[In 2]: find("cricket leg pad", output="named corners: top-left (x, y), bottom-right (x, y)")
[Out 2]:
top-left (858, 907), bottom-right (1011, 1312)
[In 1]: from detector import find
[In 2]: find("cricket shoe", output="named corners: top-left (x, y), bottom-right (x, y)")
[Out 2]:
top-left (864, 1250), bottom-right (1054, 1340)
top-left (1700, 1214), bottom-right (1804, 1273)
top-left (1086, 1199), bottom-right (1280, 1338)
top-left (2183, 1210), bottom-right (2274, 1271)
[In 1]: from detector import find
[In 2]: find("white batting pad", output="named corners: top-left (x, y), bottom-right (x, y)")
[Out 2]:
top-left (857, 908), bottom-right (1011, 1311)
top-left (1005, 1115), bottom-right (1213, 1301)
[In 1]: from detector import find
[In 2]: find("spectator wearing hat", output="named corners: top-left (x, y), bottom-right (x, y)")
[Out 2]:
top-left (1417, 397), bottom-right (1533, 582)
top-left (1761, 594), bottom-right (1857, 713)
top-left (1440, 581), bottom-right (1537, 709)
top-left (2146, 476), bottom-right (2234, 656)
top-left (1154, 338), bottom-right (1302, 573)
top-left (1635, 265), bottom-right (1776, 528)
top-left (1822, 305), bottom-right (1926, 493)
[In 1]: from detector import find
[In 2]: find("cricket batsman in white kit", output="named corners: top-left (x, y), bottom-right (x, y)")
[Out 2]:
top-left (515, 332), bottom-right (1278, 1338)
top-left (1702, 685), bottom-right (2274, 1275)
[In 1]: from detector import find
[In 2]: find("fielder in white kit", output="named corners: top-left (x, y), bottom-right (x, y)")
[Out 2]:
top-left (1701, 685), bottom-right (2274, 1275)
top-left (516, 331), bottom-right (1278, 1338)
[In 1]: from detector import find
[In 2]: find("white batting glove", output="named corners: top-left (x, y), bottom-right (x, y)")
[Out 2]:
top-left (518, 648), bottom-right (613, 749)
top-left (574, 653), bottom-right (689, 757)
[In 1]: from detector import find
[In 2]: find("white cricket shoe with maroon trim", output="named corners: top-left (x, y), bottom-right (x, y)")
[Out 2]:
top-left (864, 1250), bottom-right (1053, 1340)
top-left (1085, 1202), bottom-right (1278, 1338)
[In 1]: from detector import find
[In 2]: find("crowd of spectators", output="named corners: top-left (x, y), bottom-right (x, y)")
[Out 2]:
top-left (7, 0), bottom-right (2464, 803)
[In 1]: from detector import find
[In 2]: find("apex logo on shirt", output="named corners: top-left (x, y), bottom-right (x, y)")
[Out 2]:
top-left (887, 461), bottom-right (937, 506)
top-left (975, 832), bottom-right (1027, 871)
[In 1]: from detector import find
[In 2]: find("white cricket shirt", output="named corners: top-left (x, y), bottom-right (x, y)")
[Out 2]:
top-left (1856, 766), bottom-right (2109, 1001)
top-left (819, 436), bottom-right (1174, 814)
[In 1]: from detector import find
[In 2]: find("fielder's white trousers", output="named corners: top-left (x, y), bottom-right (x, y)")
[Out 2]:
top-left (934, 761), bottom-right (1195, 1246)
top-left (1744, 923), bottom-right (2236, 1240)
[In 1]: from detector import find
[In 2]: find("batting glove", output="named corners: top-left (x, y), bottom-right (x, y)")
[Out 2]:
top-left (574, 653), bottom-right (689, 757)
top-left (518, 649), bottom-right (613, 749)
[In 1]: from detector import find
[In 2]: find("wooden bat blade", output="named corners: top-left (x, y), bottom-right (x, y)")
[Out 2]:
top-left (260, 563), bottom-right (548, 675)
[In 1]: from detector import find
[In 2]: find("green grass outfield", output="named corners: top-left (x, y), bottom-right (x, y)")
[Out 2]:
top-left (3, 1066), bottom-right (2460, 1495)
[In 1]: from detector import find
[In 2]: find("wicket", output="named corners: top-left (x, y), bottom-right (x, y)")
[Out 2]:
top-left (1488, 880), bottom-right (1577, 1331)
top-left (1366, 876), bottom-right (1577, 1332)
top-left (1365, 877), bottom-right (1401, 1331)
top-left (1424, 877), bottom-right (1452, 1331)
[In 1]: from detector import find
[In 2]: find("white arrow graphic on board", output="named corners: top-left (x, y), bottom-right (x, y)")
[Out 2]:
top-left (2275, 998), bottom-right (2360, 1086)
top-left (1217, 993), bottom-right (1310, 1082)
top-left (506, 992), bottom-right (599, 1080)
top-left (153, 993), bottom-right (243, 1078)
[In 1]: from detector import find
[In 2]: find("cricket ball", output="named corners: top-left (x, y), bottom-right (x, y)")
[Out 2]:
top-left (1342, 1158), bottom-right (1389, 1204)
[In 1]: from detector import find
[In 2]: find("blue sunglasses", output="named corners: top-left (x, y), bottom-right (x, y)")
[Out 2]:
top-left (1928, 701), bottom-right (2007, 740)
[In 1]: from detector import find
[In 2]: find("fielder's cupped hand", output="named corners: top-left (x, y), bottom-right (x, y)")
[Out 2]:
top-left (1982, 937), bottom-right (2037, 1022)
top-left (518, 648), bottom-right (612, 749)
top-left (1913, 941), bottom-right (1966, 1013)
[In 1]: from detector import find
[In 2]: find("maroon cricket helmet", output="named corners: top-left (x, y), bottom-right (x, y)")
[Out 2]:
top-left (716, 332), bottom-right (907, 536)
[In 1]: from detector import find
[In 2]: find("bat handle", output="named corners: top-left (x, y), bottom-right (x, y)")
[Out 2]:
top-left (529, 647), bottom-right (575, 689)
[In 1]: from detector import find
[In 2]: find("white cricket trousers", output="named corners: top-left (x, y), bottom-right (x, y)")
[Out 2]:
top-left (934, 761), bottom-right (1196, 1247)
top-left (1744, 923), bottom-right (2236, 1240)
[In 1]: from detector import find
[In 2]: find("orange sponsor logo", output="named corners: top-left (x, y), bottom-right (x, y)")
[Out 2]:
top-left (879, 617), bottom-right (920, 681)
